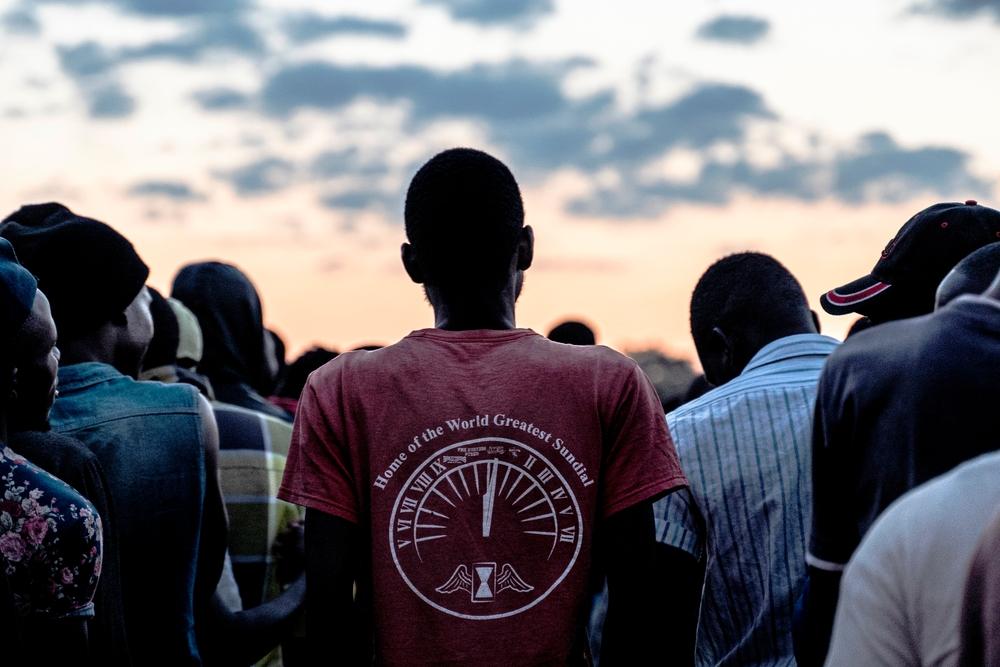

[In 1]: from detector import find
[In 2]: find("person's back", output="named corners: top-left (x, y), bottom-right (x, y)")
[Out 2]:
top-left (959, 507), bottom-right (1000, 667)
top-left (279, 148), bottom-right (685, 665)
top-left (287, 326), bottom-right (680, 664)
top-left (656, 253), bottom-right (836, 665)
top-left (810, 294), bottom-right (1000, 562)
top-left (52, 362), bottom-right (207, 664)
top-left (826, 450), bottom-right (1000, 666)
top-left (211, 400), bottom-right (298, 608)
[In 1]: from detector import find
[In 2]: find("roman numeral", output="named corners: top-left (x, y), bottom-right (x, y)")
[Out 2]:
top-left (537, 468), bottom-right (554, 484)
top-left (523, 455), bottom-right (537, 470)
top-left (550, 487), bottom-right (567, 500)
top-left (400, 497), bottom-right (417, 513)
top-left (412, 472), bottom-right (434, 492)
top-left (559, 526), bottom-right (576, 543)
top-left (397, 539), bottom-right (411, 549)
top-left (560, 505), bottom-right (574, 515)
top-left (430, 460), bottom-right (447, 476)
top-left (396, 518), bottom-right (412, 532)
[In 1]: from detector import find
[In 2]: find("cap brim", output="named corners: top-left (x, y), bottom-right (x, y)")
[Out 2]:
top-left (820, 275), bottom-right (893, 316)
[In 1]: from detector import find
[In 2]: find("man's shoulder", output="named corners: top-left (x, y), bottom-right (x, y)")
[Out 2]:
top-left (312, 333), bottom-right (639, 381)
top-left (830, 316), bottom-right (926, 364)
top-left (867, 451), bottom-right (1000, 552)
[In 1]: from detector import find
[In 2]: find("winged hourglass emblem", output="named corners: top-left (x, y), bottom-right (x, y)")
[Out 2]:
top-left (435, 562), bottom-right (534, 602)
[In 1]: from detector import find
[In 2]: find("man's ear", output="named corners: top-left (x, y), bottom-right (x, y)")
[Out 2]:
top-left (810, 309), bottom-right (822, 334)
top-left (516, 225), bottom-right (534, 272)
top-left (709, 325), bottom-right (736, 382)
top-left (401, 242), bottom-right (424, 285)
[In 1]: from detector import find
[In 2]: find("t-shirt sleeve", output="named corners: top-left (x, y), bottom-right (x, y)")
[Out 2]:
top-left (277, 373), bottom-right (360, 523)
top-left (825, 508), bottom-right (915, 667)
top-left (807, 363), bottom-right (859, 571)
top-left (599, 360), bottom-right (687, 519)
top-left (654, 486), bottom-right (704, 560)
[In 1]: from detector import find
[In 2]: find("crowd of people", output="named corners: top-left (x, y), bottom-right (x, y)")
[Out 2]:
top-left (0, 147), bottom-right (998, 666)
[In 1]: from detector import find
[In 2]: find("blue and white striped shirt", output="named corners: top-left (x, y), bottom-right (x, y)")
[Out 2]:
top-left (656, 333), bottom-right (839, 666)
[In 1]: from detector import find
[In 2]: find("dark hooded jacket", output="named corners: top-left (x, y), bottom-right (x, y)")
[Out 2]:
top-left (171, 262), bottom-right (291, 422)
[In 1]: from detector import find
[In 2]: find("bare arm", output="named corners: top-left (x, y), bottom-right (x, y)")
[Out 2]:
top-left (601, 499), bottom-right (699, 666)
top-left (198, 577), bottom-right (306, 666)
top-left (305, 508), bottom-right (368, 666)
top-left (195, 395), bottom-right (228, 606)
top-left (793, 568), bottom-right (842, 667)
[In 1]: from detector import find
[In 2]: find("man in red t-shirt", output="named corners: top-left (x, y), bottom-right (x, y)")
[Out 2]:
top-left (278, 148), bottom-right (687, 665)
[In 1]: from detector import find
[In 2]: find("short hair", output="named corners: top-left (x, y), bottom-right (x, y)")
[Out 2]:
top-left (936, 242), bottom-right (1000, 308)
top-left (404, 148), bottom-right (524, 291)
top-left (547, 320), bottom-right (596, 346)
top-left (690, 252), bottom-right (809, 344)
top-left (276, 346), bottom-right (338, 399)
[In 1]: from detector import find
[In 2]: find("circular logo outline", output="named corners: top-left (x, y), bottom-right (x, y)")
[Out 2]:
top-left (388, 436), bottom-right (584, 621)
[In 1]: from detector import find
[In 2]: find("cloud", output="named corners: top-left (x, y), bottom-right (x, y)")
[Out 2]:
top-left (911, 0), bottom-right (1000, 20)
top-left (227, 55), bottom-right (990, 220)
top-left (259, 59), bottom-right (587, 123)
top-left (568, 131), bottom-right (989, 218)
top-left (283, 14), bottom-right (407, 44)
top-left (128, 179), bottom-right (206, 201)
top-left (215, 157), bottom-right (295, 195)
top-left (38, 0), bottom-right (250, 17)
top-left (56, 19), bottom-right (264, 85)
top-left (832, 131), bottom-right (990, 203)
top-left (320, 190), bottom-right (398, 211)
top-left (192, 87), bottom-right (250, 110)
top-left (696, 15), bottom-right (771, 45)
top-left (421, 0), bottom-right (554, 26)
top-left (57, 42), bottom-right (117, 79)
top-left (310, 147), bottom-right (389, 179)
top-left (87, 81), bottom-right (135, 118)
top-left (2, 6), bottom-right (41, 35)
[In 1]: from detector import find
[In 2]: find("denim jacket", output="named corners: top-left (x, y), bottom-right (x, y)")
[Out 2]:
top-left (51, 362), bottom-right (206, 667)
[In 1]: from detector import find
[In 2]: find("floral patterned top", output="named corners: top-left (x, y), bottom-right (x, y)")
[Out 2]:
top-left (0, 446), bottom-right (102, 618)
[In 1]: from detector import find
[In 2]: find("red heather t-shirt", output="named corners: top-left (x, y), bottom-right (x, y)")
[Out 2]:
top-left (279, 328), bottom-right (686, 665)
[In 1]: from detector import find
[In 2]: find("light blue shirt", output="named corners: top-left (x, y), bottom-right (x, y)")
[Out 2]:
top-left (656, 333), bottom-right (838, 666)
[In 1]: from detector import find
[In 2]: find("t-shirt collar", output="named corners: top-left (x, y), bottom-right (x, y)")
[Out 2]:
top-left (741, 333), bottom-right (840, 376)
top-left (406, 327), bottom-right (537, 343)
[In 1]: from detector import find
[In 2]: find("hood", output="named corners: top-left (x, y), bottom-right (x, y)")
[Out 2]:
top-left (170, 261), bottom-right (269, 391)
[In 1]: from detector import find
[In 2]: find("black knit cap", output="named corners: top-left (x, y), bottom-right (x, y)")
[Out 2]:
top-left (0, 202), bottom-right (149, 337)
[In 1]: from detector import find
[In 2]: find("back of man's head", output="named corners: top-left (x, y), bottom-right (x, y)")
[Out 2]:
top-left (690, 252), bottom-right (814, 385)
top-left (143, 287), bottom-right (180, 372)
top-left (404, 148), bottom-right (524, 295)
top-left (547, 320), bottom-right (596, 346)
top-left (171, 261), bottom-right (269, 389)
top-left (935, 242), bottom-right (1000, 309)
top-left (0, 202), bottom-right (149, 341)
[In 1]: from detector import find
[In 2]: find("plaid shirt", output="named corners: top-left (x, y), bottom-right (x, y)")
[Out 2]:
top-left (213, 402), bottom-right (302, 610)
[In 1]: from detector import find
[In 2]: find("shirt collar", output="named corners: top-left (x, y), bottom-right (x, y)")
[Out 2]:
top-left (740, 333), bottom-right (840, 375)
top-left (57, 362), bottom-right (126, 391)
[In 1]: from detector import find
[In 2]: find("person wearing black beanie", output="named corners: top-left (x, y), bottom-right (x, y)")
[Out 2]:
top-left (0, 203), bottom-right (150, 342)
top-left (0, 202), bottom-right (229, 667)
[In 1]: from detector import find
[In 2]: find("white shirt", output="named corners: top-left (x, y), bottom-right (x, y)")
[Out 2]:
top-left (826, 450), bottom-right (1000, 667)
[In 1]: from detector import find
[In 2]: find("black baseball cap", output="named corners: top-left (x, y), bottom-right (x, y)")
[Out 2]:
top-left (821, 200), bottom-right (1000, 317)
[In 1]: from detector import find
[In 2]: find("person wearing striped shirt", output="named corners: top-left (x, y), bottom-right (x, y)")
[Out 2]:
top-left (655, 252), bottom-right (838, 665)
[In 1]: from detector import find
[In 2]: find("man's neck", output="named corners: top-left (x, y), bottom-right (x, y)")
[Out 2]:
top-left (433, 308), bottom-right (517, 331)
top-left (427, 285), bottom-right (518, 331)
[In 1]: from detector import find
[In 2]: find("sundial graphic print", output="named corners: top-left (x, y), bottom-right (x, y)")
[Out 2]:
top-left (389, 437), bottom-right (584, 620)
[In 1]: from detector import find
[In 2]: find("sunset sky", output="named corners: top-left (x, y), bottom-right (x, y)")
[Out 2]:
top-left (2, 0), bottom-right (999, 362)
